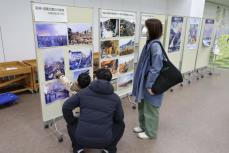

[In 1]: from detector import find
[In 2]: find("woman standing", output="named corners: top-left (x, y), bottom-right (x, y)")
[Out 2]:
top-left (132, 19), bottom-right (164, 139)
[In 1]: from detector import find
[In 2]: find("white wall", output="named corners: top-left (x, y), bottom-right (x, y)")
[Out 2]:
top-left (0, 0), bottom-right (75, 62)
top-left (167, 0), bottom-right (192, 16)
top-left (40, 0), bottom-right (74, 5)
top-left (204, 1), bottom-right (229, 23)
top-left (0, 0), bottom-right (167, 62)
top-left (74, 0), bottom-right (168, 51)
top-left (167, 0), bottom-right (206, 17)
top-left (189, 0), bottom-right (205, 17)
top-left (203, 2), bottom-right (218, 18)
top-left (75, 0), bottom-right (167, 14)
top-left (0, 0), bottom-right (38, 62)
top-left (2, 0), bottom-right (227, 62)
top-left (203, 0), bottom-right (229, 36)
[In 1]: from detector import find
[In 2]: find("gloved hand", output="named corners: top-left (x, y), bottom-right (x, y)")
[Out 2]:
top-left (55, 71), bottom-right (63, 79)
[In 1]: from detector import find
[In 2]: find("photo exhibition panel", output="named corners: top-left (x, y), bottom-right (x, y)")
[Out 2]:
top-left (99, 9), bottom-right (136, 97)
top-left (181, 17), bottom-right (202, 73)
top-left (164, 16), bottom-right (187, 69)
top-left (32, 2), bottom-right (93, 122)
top-left (195, 18), bottom-right (216, 69)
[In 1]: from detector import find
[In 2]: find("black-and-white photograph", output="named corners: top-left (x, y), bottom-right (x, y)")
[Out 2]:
top-left (100, 18), bottom-right (119, 38)
top-left (120, 19), bottom-right (135, 37)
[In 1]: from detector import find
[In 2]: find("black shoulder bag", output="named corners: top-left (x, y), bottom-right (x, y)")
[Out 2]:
top-left (149, 41), bottom-right (183, 94)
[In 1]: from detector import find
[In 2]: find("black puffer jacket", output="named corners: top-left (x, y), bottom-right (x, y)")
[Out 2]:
top-left (62, 80), bottom-right (124, 148)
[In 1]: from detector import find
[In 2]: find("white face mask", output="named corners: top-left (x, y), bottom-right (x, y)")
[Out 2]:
top-left (142, 26), bottom-right (148, 37)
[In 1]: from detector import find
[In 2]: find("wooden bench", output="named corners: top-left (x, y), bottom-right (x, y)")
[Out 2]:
top-left (0, 61), bottom-right (33, 94)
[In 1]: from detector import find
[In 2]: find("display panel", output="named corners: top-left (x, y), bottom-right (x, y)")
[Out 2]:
top-left (32, 3), bottom-right (93, 122)
top-left (99, 9), bottom-right (136, 97)
top-left (181, 17), bottom-right (202, 73)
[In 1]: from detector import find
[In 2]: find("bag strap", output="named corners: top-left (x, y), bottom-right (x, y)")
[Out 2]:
top-left (147, 40), bottom-right (170, 66)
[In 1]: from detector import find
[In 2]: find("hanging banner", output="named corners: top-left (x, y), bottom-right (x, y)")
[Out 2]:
top-left (187, 18), bottom-right (201, 50)
top-left (32, 3), bottom-right (67, 22)
top-left (168, 16), bottom-right (184, 53)
top-left (203, 19), bottom-right (215, 47)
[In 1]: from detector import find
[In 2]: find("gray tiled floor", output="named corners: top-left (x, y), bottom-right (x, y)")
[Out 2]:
top-left (1, 69), bottom-right (229, 153)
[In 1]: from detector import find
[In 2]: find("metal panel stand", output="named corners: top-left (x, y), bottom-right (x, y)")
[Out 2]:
top-left (180, 72), bottom-right (192, 87)
top-left (127, 95), bottom-right (136, 109)
top-left (195, 66), bottom-right (214, 80)
top-left (44, 118), bottom-right (64, 143)
top-left (208, 53), bottom-right (221, 76)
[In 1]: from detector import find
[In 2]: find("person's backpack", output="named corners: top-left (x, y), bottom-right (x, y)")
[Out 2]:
top-left (149, 41), bottom-right (183, 94)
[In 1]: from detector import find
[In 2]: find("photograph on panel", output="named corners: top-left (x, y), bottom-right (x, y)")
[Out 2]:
top-left (117, 73), bottom-right (134, 91)
top-left (73, 69), bottom-right (90, 81)
top-left (100, 18), bottom-right (119, 38)
top-left (35, 23), bottom-right (68, 48)
top-left (44, 80), bottom-right (69, 104)
top-left (119, 38), bottom-right (135, 56)
top-left (119, 55), bottom-right (134, 73)
top-left (69, 49), bottom-right (92, 70)
top-left (43, 48), bottom-right (65, 81)
top-left (203, 19), bottom-right (215, 47)
top-left (120, 18), bottom-right (135, 37)
top-left (101, 40), bottom-right (119, 58)
top-left (101, 59), bottom-right (118, 76)
top-left (111, 78), bottom-right (118, 92)
top-left (68, 24), bottom-right (92, 45)
top-left (168, 16), bottom-right (184, 52)
top-left (187, 18), bottom-right (200, 49)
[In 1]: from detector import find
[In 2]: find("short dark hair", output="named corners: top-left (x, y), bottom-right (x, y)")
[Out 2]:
top-left (77, 72), bottom-right (91, 88)
top-left (145, 18), bottom-right (163, 41)
top-left (95, 68), bottom-right (112, 81)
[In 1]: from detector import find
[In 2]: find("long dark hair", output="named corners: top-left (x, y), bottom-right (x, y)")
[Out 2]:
top-left (145, 19), bottom-right (163, 43)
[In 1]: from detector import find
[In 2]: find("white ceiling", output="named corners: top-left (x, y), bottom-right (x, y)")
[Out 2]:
top-left (206, 0), bottom-right (229, 6)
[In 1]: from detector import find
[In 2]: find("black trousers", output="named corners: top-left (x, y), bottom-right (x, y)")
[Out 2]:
top-left (67, 121), bottom-right (125, 153)
top-left (105, 121), bottom-right (125, 153)
top-left (67, 121), bottom-right (78, 150)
